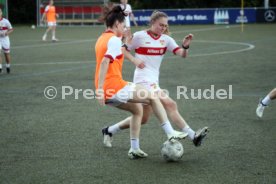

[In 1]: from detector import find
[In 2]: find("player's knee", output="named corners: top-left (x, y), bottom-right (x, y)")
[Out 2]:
top-left (141, 115), bottom-right (150, 124)
top-left (130, 103), bottom-right (143, 116)
top-left (164, 100), bottom-right (177, 111)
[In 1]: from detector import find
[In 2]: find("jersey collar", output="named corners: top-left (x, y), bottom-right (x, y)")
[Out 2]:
top-left (147, 30), bottom-right (161, 40)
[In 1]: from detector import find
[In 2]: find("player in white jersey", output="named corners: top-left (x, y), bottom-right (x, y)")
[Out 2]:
top-left (102, 11), bottom-right (209, 148)
top-left (120, 0), bottom-right (138, 29)
top-left (0, 8), bottom-right (13, 74)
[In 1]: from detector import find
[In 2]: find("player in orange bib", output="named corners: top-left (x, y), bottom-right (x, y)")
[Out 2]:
top-left (95, 6), bottom-right (187, 159)
top-left (41, 0), bottom-right (59, 42)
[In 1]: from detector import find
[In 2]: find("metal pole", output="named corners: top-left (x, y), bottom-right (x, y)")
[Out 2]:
top-left (241, 0), bottom-right (244, 33)
top-left (6, 0), bottom-right (8, 19)
top-left (264, 0), bottom-right (269, 9)
top-left (37, 0), bottom-right (39, 26)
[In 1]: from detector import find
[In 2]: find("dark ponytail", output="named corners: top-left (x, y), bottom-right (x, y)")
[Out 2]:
top-left (104, 5), bottom-right (127, 28)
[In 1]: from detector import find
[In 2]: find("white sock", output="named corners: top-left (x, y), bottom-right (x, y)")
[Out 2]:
top-left (182, 126), bottom-right (195, 140)
top-left (6, 64), bottom-right (10, 68)
top-left (261, 95), bottom-right (271, 106)
top-left (0, 64), bottom-right (2, 69)
top-left (161, 121), bottom-right (174, 135)
top-left (108, 124), bottom-right (121, 135)
top-left (130, 138), bottom-right (139, 150)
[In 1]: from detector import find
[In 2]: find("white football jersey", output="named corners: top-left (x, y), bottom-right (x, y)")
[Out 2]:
top-left (0, 18), bottom-right (12, 37)
top-left (128, 30), bottom-right (180, 84)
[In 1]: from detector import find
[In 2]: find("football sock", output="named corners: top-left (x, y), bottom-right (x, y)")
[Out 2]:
top-left (6, 64), bottom-right (10, 68)
top-left (261, 95), bottom-right (271, 106)
top-left (161, 121), bottom-right (174, 135)
top-left (0, 64), bottom-right (2, 69)
top-left (182, 126), bottom-right (195, 140)
top-left (108, 124), bottom-right (121, 135)
top-left (130, 138), bottom-right (139, 150)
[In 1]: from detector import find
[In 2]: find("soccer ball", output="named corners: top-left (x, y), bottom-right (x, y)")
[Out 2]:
top-left (31, 25), bottom-right (36, 29)
top-left (161, 140), bottom-right (184, 162)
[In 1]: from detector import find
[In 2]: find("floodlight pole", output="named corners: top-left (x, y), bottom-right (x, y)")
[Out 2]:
top-left (264, 0), bottom-right (269, 9)
top-left (6, 0), bottom-right (8, 18)
top-left (241, 0), bottom-right (244, 32)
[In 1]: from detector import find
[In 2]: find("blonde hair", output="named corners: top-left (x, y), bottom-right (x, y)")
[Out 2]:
top-left (149, 10), bottom-right (170, 35)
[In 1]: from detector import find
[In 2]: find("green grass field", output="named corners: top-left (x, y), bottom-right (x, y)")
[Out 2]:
top-left (0, 24), bottom-right (275, 184)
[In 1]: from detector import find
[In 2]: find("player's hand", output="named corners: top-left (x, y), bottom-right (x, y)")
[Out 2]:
top-left (134, 58), bottom-right (145, 69)
top-left (123, 29), bottom-right (132, 39)
top-left (96, 88), bottom-right (105, 106)
top-left (182, 34), bottom-right (193, 48)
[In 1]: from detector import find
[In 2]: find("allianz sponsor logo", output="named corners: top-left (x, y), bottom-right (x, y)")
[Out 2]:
top-left (147, 48), bottom-right (165, 54)
top-left (214, 9), bottom-right (229, 24)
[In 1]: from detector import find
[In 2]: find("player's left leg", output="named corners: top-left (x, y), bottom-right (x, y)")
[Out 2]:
top-left (51, 23), bottom-right (58, 42)
top-left (268, 88), bottom-right (276, 100)
top-left (256, 88), bottom-right (276, 118)
top-left (2, 38), bottom-right (11, 73)
top-left (158, 90), bottom-right (209, 147)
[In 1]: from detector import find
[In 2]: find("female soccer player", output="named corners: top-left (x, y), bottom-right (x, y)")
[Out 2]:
top-left (95, 6), bottom-right (186, 159)
top-left (256, 88), bottom-right (276, 118)
top-left (120, 0), bottom-right (138, 30)
top-left (41, 0), bottom-right (59, 42)
top-left (0, 8), bottom-right (13, 74)
top-left (102, 11), bottom-right (209, 148)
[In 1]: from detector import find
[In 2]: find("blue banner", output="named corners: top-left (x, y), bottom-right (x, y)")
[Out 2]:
top-left (132, 8), bottom-right (257, 25)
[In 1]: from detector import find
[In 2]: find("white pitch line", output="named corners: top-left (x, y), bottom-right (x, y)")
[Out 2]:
top-left (171, 25), bottom-right (240, 34)
top-left (166, 40), bottom-right (255, 59)
top-left (13, 39), bottom-right (97, 50)
top-left (12, 25), bottom-right (237, 50)
top-left (12, 40), bottom-right (254, 66)
top-left (190, 40), bottom-right (255, 57)
top-left (13, 61), bottom-right (91, 66)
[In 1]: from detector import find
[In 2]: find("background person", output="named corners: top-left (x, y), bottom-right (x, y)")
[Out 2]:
top-left (0, 8), bottom-right (13, 74)
top-left (41, 0), bottom-right (59, 42)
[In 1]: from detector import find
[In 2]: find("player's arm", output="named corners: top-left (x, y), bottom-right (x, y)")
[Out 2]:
top-left (41, 6), bottom-right (49, 23)
top-left (123, 47), bottom-right (145, 69)
top-left (175, 34), bottom-right (193, 58)
top-left (41, 13), bottom-right (46, 23)
top-left (5, 28), bottom-right (13, 36)
top-left (97, 56), bottom-right (111, 106)
top-left (4, 21), bottom-right (13, 36)
top-left (130, 13), bottom-right (138, 26)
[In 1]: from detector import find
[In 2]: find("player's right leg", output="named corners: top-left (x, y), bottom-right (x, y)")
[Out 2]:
top-left (2, 38), bottom-right (11, 74)
top-left (102, 104), bottom-right (152, 147)
top-left (115, 102), bottom-right (148, 159)
top-left (130, 84), bottom-right (187, 141)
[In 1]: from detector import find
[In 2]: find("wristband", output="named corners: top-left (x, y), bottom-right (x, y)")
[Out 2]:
top-left (182, 45), bottom-right (189, 49)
